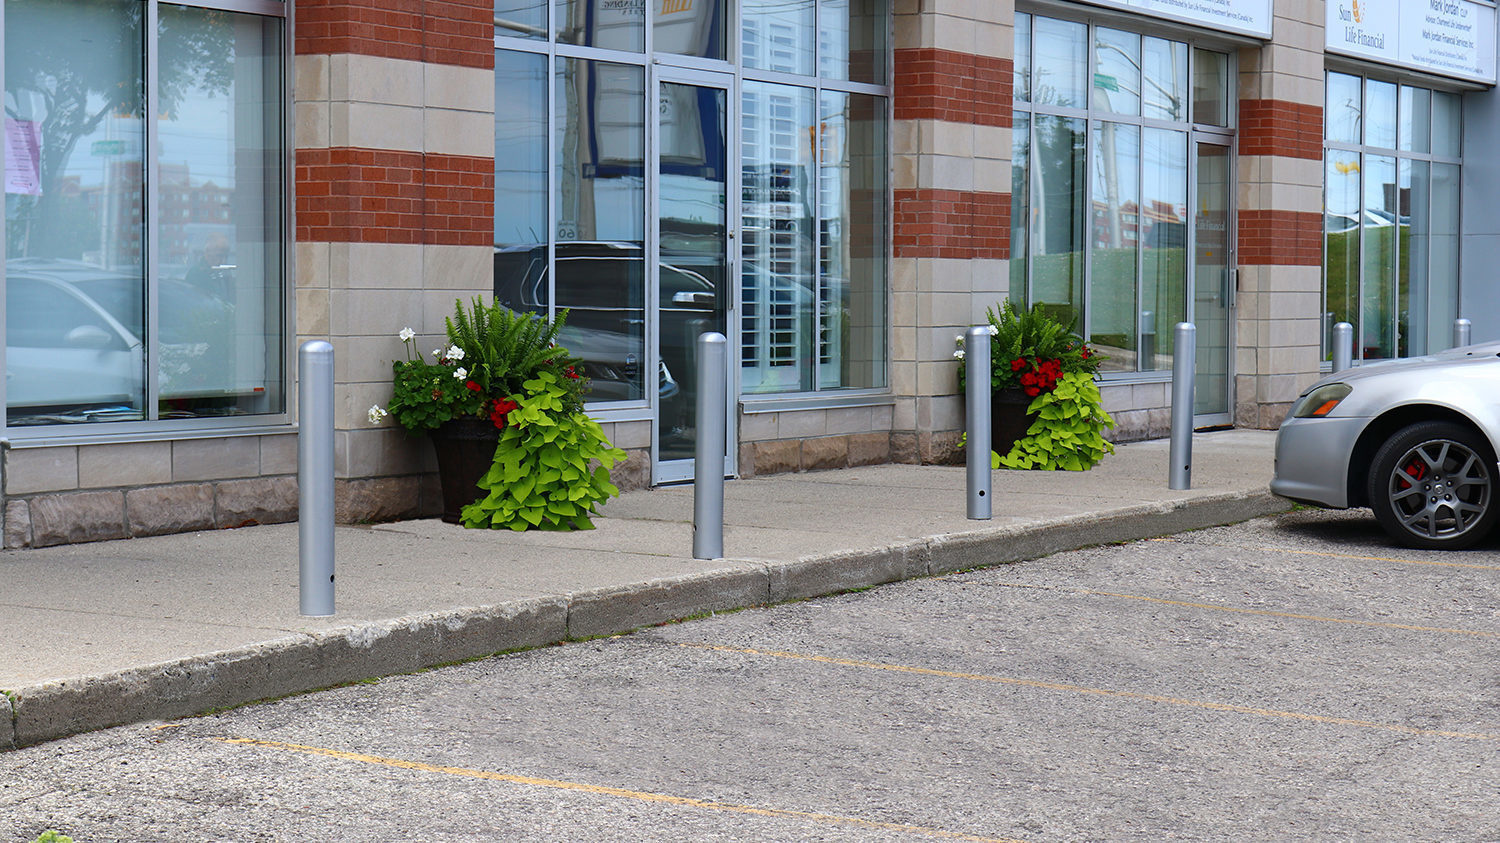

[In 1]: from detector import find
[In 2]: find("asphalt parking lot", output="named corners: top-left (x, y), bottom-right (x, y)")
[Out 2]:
top-left (4, 508), bottom-right (1498, 841)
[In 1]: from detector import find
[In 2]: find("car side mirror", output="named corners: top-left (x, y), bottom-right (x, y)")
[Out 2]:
top-left (64, 324), bottom-right (115, 349)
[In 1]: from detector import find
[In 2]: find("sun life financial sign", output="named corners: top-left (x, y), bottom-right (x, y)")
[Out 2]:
top-left (1079, 0), bottom-right (1271, 39)
top-left (1327, 0), bottom-right (1497, 85)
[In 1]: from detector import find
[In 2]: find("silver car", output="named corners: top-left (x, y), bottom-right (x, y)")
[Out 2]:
top-left (1271, 342), bottom-right (1500, 549)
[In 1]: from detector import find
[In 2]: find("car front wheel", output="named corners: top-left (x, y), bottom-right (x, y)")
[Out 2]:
top-left (1368, 421), bottom-right (1499, 550)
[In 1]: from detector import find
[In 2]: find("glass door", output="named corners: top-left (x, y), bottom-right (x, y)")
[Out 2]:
top-left (1192, 140), bottom-right (1233, 422)
top-left (653, 73), bottom-right (733, 483)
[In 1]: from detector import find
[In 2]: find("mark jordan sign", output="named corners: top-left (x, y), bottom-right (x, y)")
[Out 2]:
top-left (1327, 0), bottom-right (1497, 84)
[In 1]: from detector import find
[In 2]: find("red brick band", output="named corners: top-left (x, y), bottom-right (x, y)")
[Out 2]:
top-left (893, 48), bottom-right (1012, 128)
top-left (297, 148), bottom-right (493, 245)
top-left (296, 0), bottom-right (493, 70)
top-left (1239, 100), bottom-right (1323, 160)
top-left (894, 188), bottom-right (1010, 260)
top-left (1239, 209), bottom-right (1322, 266)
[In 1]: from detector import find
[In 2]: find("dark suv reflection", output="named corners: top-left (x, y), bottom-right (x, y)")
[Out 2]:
top-left (494, 242), bottom-right (721, 419)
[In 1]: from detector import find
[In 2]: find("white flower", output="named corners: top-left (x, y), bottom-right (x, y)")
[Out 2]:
top-left (453, 367), bottom-right (468, 380)
top-left (367, 404), bottom-right (388, 424)
top-left (444, 345), bottom-right (465, 361)
top-left (398, 327), bottom-right (415, 342)
top-left (953, 349), bottom-right (966, 360)
top-left (987, 324), bottom-right (999, 336)
top-left (433, 347), bottom-right (444, 359)
top-left (955, 334), bottom-right (966, 347)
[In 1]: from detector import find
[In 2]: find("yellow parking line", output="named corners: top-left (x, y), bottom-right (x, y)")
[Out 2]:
top-left (216, 737), bottom-right (1024, 843)
top-left (681, 643), bottom-right (1500, 742)
top-left (970, 581), bottom-right (1497, 638)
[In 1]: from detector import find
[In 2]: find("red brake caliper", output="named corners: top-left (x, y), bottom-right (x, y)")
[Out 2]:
top-left (1399, 459), bottom-right (1426, 490)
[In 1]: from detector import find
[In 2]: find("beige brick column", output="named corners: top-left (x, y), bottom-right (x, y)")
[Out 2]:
top-left (890, 0), bottom-right (1014, 463)
top-left (1235, 0), bottom-right (1326, 428)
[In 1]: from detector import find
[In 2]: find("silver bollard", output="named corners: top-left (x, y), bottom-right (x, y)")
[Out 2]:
top-left (693, 332), bottom-right (728, 560)
top-left (1169, 323), bottom-right (1195, 491)
top-left (1332, 322), bottom-right (1353, 372)
top-left (298, 340), bottom-right (335, 616)
top-left (1455, 317), bottom-right (1472, 348)
top-left (965, 326), bottom-right (992, 520)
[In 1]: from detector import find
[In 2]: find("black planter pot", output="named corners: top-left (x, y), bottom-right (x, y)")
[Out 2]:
top-left (991, 388), bottom-right (1039, 458)
top-left (429, 417), bottom-right (501, 523)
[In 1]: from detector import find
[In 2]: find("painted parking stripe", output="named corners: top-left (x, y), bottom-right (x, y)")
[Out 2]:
top-left (952, 580), bottom-right (1497, 638)
top-left (681, 643), bottom-right (1500, 742)
top-left (216, 737), bottom-right (1025, 843)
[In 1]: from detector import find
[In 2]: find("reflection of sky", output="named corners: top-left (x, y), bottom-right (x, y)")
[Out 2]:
top-left (53, 88), bottom-right (237, 190)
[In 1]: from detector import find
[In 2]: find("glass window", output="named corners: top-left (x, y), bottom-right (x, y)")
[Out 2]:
top-left (741, 83), bottom-right (816, 393)
top-left (1015, 13), bottom-right (1031, 103)
top-left (742, 0), bottom-right (814, 75)
top-left (1090, 122), bottom-right (1139, 371)
top-left (1433, 91), bottom-right (1461, 157)
top-left (5, 0), bottom-right (286, 427)
top-left (1009, 114), bottom-right (1030, 304)
top-left (1093, 28), bottom-right (1140, 117)
top-left (558, 0), bottom-right (644, 51)
top-left (1324, 151), bottom-right (1360, 361)
top-left (1191, 48), bottom-right (1229, 126)
top-left (1397, 158), bottom-right (1428, 357)
top-left (493, 50), bottom-right (549, 316)
top-left (654, 0), bottom-right (723, 60)
top-left (821, 0), bottom-right (887, 84)
top-left (5, 0), bottom-right (146, 423)
top-left (156, 5), bottom-right (284, 419)
top-left (817, 90), bottom-right (886, 389)
top-left (554, 59), bottom-right (646, 401)
top-left (1033, 17), bottom-right (1087, 109)
top-left (496, 0), bottom-right (546, 39)
top-left (1325, 72), bottom-right (1361, 145)
top-left (1031, 114), bottom-right (1086, 324)
top-left (1398, 86), bottom-right (1431, 153)
top-left (1140, 128), bottom-right (1187, 372)
top-left (1143, 38), bottom-right (1187, 122)
top-left (1429, 163), bottom-right (1460, 346)
top-left (1365, 79), bottom-right (1398, 149)
top-left (1361, 154), bottom-right (1397, 359)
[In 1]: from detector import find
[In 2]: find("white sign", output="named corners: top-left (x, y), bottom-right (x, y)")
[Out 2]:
top-left (5, 118), bottom-right (42, 196)
top-left (1081, 0), bottom-right (1272, 39)
top-left (1327, 0), bottom-right (1497, 84)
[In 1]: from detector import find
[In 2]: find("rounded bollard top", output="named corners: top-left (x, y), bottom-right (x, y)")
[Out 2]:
top-left (299, 339), bottom-right (334, 355)
top-left (697, 332), bottom-right (727, 345)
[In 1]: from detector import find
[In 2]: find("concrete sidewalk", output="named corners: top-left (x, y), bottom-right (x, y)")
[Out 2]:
top-left (0, 429), bottom-right (1287, 750)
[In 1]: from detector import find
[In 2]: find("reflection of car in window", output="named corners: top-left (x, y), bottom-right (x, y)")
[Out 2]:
top-left (4, 258), bottom-right (237, 421)
top-left (494, 242), bottom-right (719, 413)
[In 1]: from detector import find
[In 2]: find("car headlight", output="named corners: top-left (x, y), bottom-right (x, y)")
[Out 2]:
top-left (1291, 383), bottom-right (1353, 418)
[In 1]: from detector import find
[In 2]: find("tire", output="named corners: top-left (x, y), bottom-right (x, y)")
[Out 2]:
top-left (1367, 421), bottom-right (1499, 550)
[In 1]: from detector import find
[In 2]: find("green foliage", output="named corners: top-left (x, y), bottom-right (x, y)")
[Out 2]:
top-left (460, 371), bottom-right (626, 531)
top-left (445, 298), bottom-right (585, 412)
top-left (30, 832), bottom-right (75, 843)
top-left (386, 351), bottom-right (487, 434)
top-left (958, 300), bottom-right (1103, 394)
top-left (996, 371), bottom-right (1115, 471)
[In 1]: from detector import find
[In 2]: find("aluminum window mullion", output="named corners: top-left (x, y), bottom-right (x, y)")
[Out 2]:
top-left (145, 0), bottom-right (162, 420)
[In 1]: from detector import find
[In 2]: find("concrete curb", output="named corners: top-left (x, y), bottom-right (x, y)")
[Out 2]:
top-left (4, 490), bottom-right (1291, 750)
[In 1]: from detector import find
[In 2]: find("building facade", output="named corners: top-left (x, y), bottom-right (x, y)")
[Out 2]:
top-left (1, 0), bottom-right (1495, 546)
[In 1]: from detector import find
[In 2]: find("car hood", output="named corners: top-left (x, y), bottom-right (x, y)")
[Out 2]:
top-left (1306, 342), bottom-right (1500, 392)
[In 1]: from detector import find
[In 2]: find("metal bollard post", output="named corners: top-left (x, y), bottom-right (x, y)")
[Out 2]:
top-left (966, 326), bottom-right (992, 520)
top-left (1169, 323), bottom-right (1195, 491)
top-left (1332, 322), bottom-right (1353, 372)
top-left (1454, 317), bottom-right (1472, 348)
top-left (298, 340), bottom-right (335, 617)
top-left (693, 332), bottom-right (728, 560)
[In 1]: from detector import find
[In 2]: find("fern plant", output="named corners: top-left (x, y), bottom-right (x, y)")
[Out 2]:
top-left (445, 298), bottom-right (586, 413)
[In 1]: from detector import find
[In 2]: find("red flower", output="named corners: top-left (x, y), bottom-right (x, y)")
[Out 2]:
top-left (565, 365), bottom-right (580, 379)
top-left (465, 380), bottom-right (481, 392)
top-left (1020, 372), bottom-right (1037, 386)
top-left (1010, 358), bottom-right (1026, 372)
top-left (489, 397), bottom-right (520, 429)
top-left (1081, 348), bottom-right (1092, 359)
top-left (1024, 386), bottom-right (1040, 397)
